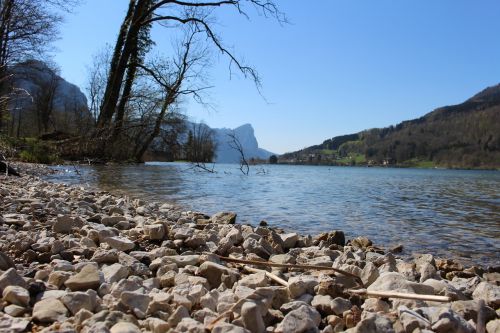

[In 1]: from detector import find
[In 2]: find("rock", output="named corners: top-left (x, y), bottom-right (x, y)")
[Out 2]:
top-left (2, 286), bottom-right (30, 307)
top-left (419, 307), bottom-right (475, 333)
top-left (351, 236), bottom-right (372, 249)
top-left (451, 300), bottom-right (496, 323)
top-left (102, 263), bottom-right (130, 284)
top-left (144, 224), bottom-right (165, 240)
top-left (288, 275), bottom-right (318, 299)
top-left (211, 211), bottom-right (237, 224)
top-left (167, 305), bottom-right (190, 328)
top-left (280, 233), bottom-right (299, 249)
top-left (110, 322), bottom-right (141, 333)
top-left (241, 301), bottom-right (266, 333)
top-left (176, 317), bottom-right (205, 332)
top-left (120, 291), bottom-right (151, 319)
top-left (346, 311), bottom-right (395, 333)
top-left (276, 304), bottom-right (321, 333)
top-left (0, 313), bottom-right (30, 332)
top-left (0, 251), bottom-right (15, 270)
top-left (0, 268), bottom-right (28, 291)
top-left (213, 323), bottom-right (252, 333)
top-left (105, 236), bottom-right (135, 251)
top-left (243, 238), bottom-right (271, 259)
top-left (361, 262), bottom-right (379, 287)
top-left (101, 216), bottom-right (126, 226)
top-left (398, 305), bottom-right (430, 332)
top-left (239, 272), bottom-right (269, 289)
top-left (472, 282), bottom-right (500, 308)
top-left (486, 319), bottom-right (500, 333)
top-left (368, 272), bottom-right (435, 295)
top-left (423, 278), bottom-right (466, 301)
top-left (331, 297), bottom-right (352, 315)
top-left (4, 304), bottom-right (26, 317)
top-left (53, 215), bottom-right (75, 233)
top-left (197, 261), bottom-right (239, 288)
top-left (33, 298), bottom-right (68, 323)
top-left (91, 248), bottom-right (120, 264)
top-left (311, 295), bottom-right (335, 315)
top-left (362, 298), bottom-right (390, 313)
top-left (165, 255), bottom-right (200, 267)
top-left (64, 265), bottom-right (100, 291)
top-left (61, 290), bottom-right (97, 315)
top-left (144, 317), bottom-right (169, 333)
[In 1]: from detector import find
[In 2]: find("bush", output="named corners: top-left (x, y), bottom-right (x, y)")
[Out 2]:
top-left (18, 138), bottom-right (60, 164)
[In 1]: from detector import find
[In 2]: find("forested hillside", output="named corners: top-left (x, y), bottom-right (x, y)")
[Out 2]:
top-left (281, 84), bottom-right (500, 169)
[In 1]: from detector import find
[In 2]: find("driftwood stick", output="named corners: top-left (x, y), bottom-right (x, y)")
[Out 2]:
top-left (205, 299), bottom-right (243, 331)
top-left (348, 289), bottom-right (451, 302)
top-left (243, 265), bottom-right (289, 287)
top-left (217, 255), bottom-right (364, 287)
top-left (476, 299), bottom-right (486, 333)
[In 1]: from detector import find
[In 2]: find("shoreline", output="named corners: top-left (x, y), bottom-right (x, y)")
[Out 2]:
top-left (0, 164), bottom-right (499, 332)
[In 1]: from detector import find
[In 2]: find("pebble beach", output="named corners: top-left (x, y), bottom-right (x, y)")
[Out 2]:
top-left (0, 163), bottom-right (499, 333)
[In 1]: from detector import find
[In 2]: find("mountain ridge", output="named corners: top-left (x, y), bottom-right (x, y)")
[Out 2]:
top-left (280, 84), bottom-right (500, 169)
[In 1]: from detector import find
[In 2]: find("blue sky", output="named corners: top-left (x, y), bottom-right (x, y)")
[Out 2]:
top-left (54, 1), bottom-right (500, 154)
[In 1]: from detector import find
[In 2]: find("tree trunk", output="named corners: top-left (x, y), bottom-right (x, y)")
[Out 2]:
top-left (134, 95), bottom-right (173, 162)
top-left (112, 44), bottom-right (139, 140)
top-left (97, 0), bottom-right (149, 129)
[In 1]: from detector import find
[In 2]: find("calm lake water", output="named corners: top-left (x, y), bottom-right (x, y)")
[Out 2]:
top-left (46, 163), bottom-right (500, 267)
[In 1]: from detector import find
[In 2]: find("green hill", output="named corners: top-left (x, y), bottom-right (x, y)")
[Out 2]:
top-left (280, 84), bottom-right (500, 169)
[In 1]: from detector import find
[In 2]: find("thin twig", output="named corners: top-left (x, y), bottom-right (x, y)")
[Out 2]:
top-left (347, 289), bottom-right (451, 302)
top-left (217, 255), bottom-right (364, 287)
top-left (243, 265), bottom-right (288, 287)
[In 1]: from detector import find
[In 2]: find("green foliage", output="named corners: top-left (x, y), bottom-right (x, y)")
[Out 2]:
top-left (18, 138), bottom-right (60, 164)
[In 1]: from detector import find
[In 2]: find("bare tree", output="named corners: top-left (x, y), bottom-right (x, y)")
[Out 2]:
top-left (94, 0), bottom-right (285, 159)
top-left (0, 0), bottom-right (78, 132)
top-left (85, 46), bottom-right (111, 123)
top-left (227, 130), bottom-right (249, 175)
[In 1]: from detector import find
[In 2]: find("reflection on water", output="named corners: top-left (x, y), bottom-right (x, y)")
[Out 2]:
top-left (46, 163), bottom-right (500, 267)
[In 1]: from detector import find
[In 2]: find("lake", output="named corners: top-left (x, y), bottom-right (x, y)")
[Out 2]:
top-left (46, 162), bottom-right (500, 267)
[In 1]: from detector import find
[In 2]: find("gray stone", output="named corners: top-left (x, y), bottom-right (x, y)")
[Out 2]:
top-left (311, 294), bottom-right (335, 315)
top-left (212, 323), bottom-right (251, 333)
top-left (280, 233), bottom-right (299, 249)
top-left (0, 268), bottom-right (28, 292)
top-left (33, 298), bottom-right (68, 323)
top-left (197, 261), bottom-right (239, 288)
top-left (419, 307), bottom-right (475, 333)
top-left (110, 322), bottom-right (141, 333)
top-left (0, 312), bottom-right (30, 332)
top-left (331, 297), bottom-right (352, 315)
top-left (165, 255), bottom-right (200, 267)
top-left (2, 285), bottom-right (30, 307)
top-left (91, 248), bottom-right (120, 264)
top-left (239, 272), bottom-right (269, 289)
top-left (105, 236), bottom-right (135, 251)
top-left (53, 215), bottom-right (74, 233)
top-left (176, 317), bottom-right (205, 332)
top-left (486, 319), bottom-right (500, 333)
top-left (361, 298), bottom-right (390, 313)
top-left (0, 251), bottom-right (15, 270)
top-left (65, 264), bottom-right (100, 291)
top-left (102, 263), bottom-right (130, 284)
top-left (346, 312), bottom-right (395, 333)
top-left (241, 301), bottom-right (266, 333)
top-left (361, 262), bottom-right (379, 287)
top-left (120, 291), bottom-right (151, 319)
top-left (472, 282), bottom-right (500, 308)
top-left (144, 224), bottom-right (165, 240)
top-left (276, 304), bottom-right (321, 333)
top-left (4, 304), bottom-right (26, 317)
top-left (101, 216), bottom-right (126, 226)
top-left (288, 275), bottom-right (318, 299)
top-left (61, 290), bottom-right (97, 315)
top-left (450, 300), bottom-right (496, 323)
top-left (211, 211), bottom-right (237, 224)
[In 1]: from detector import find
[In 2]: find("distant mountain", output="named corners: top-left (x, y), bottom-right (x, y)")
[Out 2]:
top-left (7, 60), bottom-right (90, 137)
top-left (10, 60), bottom-right (88, 113)
top-left (281, 84), bottom-right (500, 169)
top-left (211, 123), bottom-right (274, 163)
